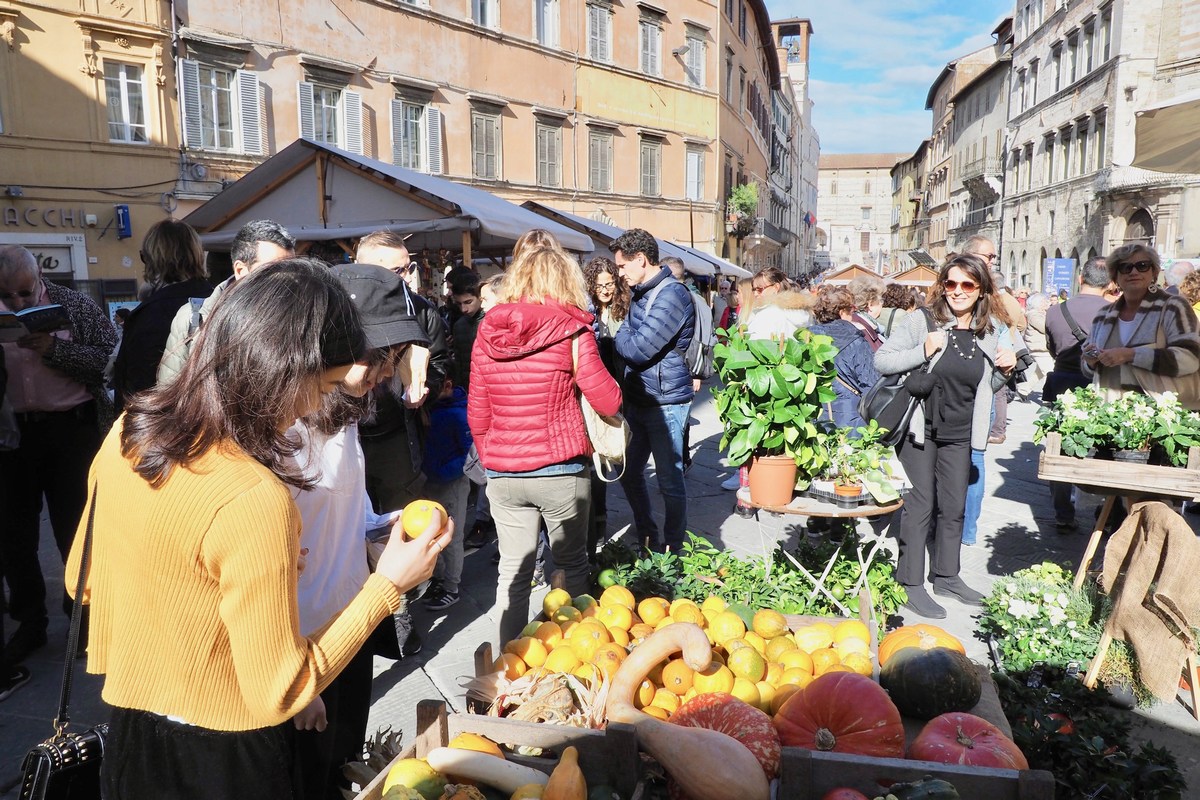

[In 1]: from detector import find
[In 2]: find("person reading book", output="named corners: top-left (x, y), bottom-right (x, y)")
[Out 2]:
top-left (0, 244), bottom-right (116, 664)
top-left (0, 304), bottom-right (71, 343)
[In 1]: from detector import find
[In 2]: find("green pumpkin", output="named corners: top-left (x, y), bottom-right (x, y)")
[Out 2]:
top-left (879, 646), bottom-right (981, 720)
top-left (887, 776), bottom-right (961, 800)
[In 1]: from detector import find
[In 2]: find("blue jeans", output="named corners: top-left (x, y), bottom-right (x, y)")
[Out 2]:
top-left (962, 448), bottom-right (985, 545)
top-left (620, 402), bottom-right (690, 552)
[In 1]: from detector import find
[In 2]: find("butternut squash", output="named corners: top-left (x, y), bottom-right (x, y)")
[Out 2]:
top-left (606, 623), bottom-right (771, 800)
top-left (543, 746), bottom-right (586, 800)
top-left (425, 748), bottom-right (548, 794)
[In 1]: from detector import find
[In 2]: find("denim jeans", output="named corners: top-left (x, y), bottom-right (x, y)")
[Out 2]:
top-left (619, 402), bottom-right (690, 552)
top-left (962, 448), bottom-right (985, 545)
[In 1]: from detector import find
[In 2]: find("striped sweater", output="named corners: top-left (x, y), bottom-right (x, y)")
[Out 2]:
top-left (1082, 290), bottom-right (1200, 397)
top-left (65, 420), bottom-right (402, 731)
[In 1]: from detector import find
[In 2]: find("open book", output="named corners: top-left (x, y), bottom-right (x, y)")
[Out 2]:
top-left (0, 304), bottom-right (71, 343)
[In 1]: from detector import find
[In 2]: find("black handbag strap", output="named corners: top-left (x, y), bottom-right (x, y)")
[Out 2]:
top-left (54, 487), bottom-right (96, 734)
top-left (1057, 300), bottom-right (1089, 344)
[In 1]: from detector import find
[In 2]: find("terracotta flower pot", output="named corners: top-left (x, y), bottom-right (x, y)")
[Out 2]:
top-left (747, 455), bottom-right (797, 506)
top-left (833, 482), bottom-right (863, 509)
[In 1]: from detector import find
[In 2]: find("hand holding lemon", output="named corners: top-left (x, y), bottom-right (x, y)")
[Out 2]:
top-left (375, 500), bottom-right (453, 594)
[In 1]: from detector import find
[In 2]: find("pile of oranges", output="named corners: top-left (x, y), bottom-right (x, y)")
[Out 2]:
top-left (491, 585), bottom-right (875, 721)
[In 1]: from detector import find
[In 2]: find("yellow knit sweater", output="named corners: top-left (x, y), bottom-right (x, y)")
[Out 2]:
top-left (65, 422), bottom-right (402, 732)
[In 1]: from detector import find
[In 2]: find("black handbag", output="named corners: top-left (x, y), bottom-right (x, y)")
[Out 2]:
top-left (19, 490), bottom-right (107, 800)
top-left (860, 309), bottom-right (936, 447)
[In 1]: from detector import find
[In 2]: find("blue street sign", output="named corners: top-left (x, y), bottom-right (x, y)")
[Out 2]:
top-left (115, 204), bottom-right (132, 240)
top-left (1043, 258), bottom-right (1075, 297)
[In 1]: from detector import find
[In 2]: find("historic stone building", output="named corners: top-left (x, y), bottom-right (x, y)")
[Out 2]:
top-left (889, 140), bottom-right (930, 273)
top-left (817, 153), bottom-right (906, 270)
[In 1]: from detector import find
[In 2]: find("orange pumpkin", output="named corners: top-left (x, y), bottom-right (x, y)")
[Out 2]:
top-left (773, 672), bottom-right (905, 758)
top-left (878, 624), bottom-right (965, 666)
top-left (909, 712), bottom-right (1029, 770)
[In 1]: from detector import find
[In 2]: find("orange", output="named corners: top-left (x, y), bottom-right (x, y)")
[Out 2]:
top-left (596, 604), bottom-right (634, 631)
top-left (642, 705), bottom-right (670, 721)
top-left (400, 499), bottom-right (447, 539)
top-left (634, 678), bottom-right (656, 708)
top-left (503, 637), bottom-right (548, 668)
top-left (709, 611), bottom-right (747, 643)
top-left (833, 619), bottom-right (871, 645)
top-left (765, 635), bottom-right (799, 662)
top-left (692, 663), bottom-right (735, 694)
top-left (447, 732), bottom-right (504, 759)
top-left (531, 621), bottom-right (563, 649)
top-left (650, 687), bottom-right (680, 713)
top-left (637, 597), bottom-right (671, 626)
top-left (752, 609), bottom-right (789, 639)
top-left (493, 653), bottom-right (527, 680)
top-left (671, 604), bottom-right (707, 627)
top-left (600, 585), bottom-right (636, 610)
top-left (558, 618), bottom-right (581, 638)
top-left (810, 647), bottom-right (842, 675)
top-left (770, 684), bottom-right (802, 715)
top-left (840, 652), bottom-right (874, 676)
top-left (669, 598), bottom-right (700, 617)
top-left (543, 647), bottom-right (582, 674)
top-left (822, 663), bottom-right (855, 674)
top-left (661, 659), bottom-right (695, 695)
top-left (607, 626), bottom-right (631, 647)
top-left (779, 668), bottom-right (815, 690)
top-left (653, 616), bottom-right (676, 631)
top-left (727, 646), bottom-right (767, 683)
top-left (778, 649), bottom-right (814, 674)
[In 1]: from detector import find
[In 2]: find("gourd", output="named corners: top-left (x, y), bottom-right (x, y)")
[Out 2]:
top-left (878, 625), bottom-right (964, 666)
top-left (908, 713), bottom-right (1029, 770)
top-left (879, 647), bottom-right (981, 720)
top-left (443, 786), bottom-right (489, 800)
top-left (606, 623), bottom-right (772, 800)
top-left (425, 748), bottom-right (549, 794)
top-left (886, 776), bottom-right (961, 800)
top-left (773, 672), bottom-right (905, 758)
top-left (543, 746), bottom-right (586, 800)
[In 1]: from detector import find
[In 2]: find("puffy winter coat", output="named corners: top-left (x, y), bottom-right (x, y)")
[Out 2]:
top-left (808, 319), bottom-right (879, 430)
top-left (469, 298), bottom-right (621, 472)
top-left (616, 267), bottom-right (695, 406)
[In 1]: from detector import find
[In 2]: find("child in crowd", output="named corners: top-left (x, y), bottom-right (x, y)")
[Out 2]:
top-left (422, 371), bottom-right (473, 611)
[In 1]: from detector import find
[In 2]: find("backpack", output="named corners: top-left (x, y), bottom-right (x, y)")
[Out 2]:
top-left (646, 279), bottom-right (715, 380)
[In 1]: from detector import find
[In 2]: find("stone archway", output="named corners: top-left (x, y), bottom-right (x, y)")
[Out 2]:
top-left (1124, 208), bottom-right (1155, 246)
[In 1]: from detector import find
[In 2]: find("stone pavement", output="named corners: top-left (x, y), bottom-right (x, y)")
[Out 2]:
top-left (3, 383), bottom-right (1200, 796)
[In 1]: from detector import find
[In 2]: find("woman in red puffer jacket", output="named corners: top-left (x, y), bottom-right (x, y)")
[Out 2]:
top-left (469, 243), bottom-right (622, 643)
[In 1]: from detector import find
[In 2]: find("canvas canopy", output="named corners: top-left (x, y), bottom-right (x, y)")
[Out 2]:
top-left (1131, 89), bottom-right (1200, 174)
top-left (820, 264), bottom-right (884, 286)
top-left (184, 139), bottom-right (593, 257)
top-left (890, 264), bottom-right (939, 287)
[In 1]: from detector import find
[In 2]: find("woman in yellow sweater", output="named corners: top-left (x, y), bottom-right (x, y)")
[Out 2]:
top-left (65, 258), bottom-right (451, 799)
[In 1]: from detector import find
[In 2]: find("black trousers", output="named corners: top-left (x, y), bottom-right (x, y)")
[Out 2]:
top-left (103, 708), bottom-right (295, 800)
top-left (0, 403), bottom-right (102, 628)
top-left (293, 643), bottom-right (374, 800)
top-left (895, 435), bottom-right (971, 586)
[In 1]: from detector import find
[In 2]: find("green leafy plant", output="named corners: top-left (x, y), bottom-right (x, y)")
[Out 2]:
top-left (824, 421), bottom-right (900, 503)
top-left (727, 182), bottom-right (758, 218)
top-left (1034, 388), bottom-right (1200, 464)
top-left (712, 326), bottom-right (838, 481)
top-left (1033, 387), bottom-right (1113, 456)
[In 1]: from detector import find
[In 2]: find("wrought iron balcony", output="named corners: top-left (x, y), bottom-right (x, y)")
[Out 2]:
top-left (958, 157), bottom-right (1003, 182)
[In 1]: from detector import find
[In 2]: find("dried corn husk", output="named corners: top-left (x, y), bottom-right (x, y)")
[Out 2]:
top-left (460, 668), bottom-right (609, 729)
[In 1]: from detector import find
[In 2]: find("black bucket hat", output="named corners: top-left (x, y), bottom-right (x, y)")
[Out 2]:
top-left (331, 263), bottom-right (429, 350)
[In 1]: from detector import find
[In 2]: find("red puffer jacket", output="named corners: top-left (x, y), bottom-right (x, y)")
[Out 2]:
top-left (468, 298), bottom-right (622, 473)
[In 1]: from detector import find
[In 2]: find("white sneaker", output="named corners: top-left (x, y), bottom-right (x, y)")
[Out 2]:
top-left (721, 474), bottom-right (741, 490)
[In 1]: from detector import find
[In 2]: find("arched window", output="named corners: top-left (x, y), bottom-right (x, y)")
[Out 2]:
top-left (1125, 208), bottom-right (1154, 245)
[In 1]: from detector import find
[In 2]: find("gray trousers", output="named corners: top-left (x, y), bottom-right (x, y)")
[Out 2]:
top-left (489, 470), bottom-right (591, 643)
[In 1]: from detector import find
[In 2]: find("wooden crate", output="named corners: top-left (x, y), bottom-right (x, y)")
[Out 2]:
top-left (355, 699), bottom-right (639, 800)
top-left (778, 747), bottom-right (1056, 799)
top-left (1038, 432), bottom-right (1200, 500)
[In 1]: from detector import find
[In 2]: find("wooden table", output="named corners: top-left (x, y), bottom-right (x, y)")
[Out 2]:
top-left (736, 487), bottom-right (902, 616)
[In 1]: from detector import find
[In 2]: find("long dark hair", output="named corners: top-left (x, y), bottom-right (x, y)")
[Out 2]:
top-left (583, 256), bottom-right (630, 322)
top-left (927, 253), bottom-right (996, 336)
top-left (121, 258), bottom-right (366, 488)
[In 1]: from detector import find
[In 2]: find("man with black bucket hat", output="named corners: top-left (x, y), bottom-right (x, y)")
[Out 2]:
top-left (290, 262), bottom-right (435, 800)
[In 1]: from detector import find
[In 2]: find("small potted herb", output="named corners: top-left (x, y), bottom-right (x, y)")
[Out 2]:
top-left (824, 421), bottom-right (900, 507)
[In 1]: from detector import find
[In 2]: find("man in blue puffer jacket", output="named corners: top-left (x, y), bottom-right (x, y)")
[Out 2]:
top-left (612, 229), bottom-right (695, 553)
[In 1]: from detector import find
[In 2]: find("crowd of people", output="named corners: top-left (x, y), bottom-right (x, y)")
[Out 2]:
top-left (1, 216), bottom-right (1197, 797)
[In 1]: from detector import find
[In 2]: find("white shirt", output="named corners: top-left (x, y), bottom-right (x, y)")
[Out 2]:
top-left (290, 422), bottom-right (397, 635)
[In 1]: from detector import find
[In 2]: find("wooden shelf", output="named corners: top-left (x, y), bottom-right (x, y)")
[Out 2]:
top-left (1037, 433), bottom-right (1200, 501)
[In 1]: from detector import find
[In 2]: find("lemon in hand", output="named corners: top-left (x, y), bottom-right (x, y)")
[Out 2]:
top-left (400, 499), bottom-right (447, 539)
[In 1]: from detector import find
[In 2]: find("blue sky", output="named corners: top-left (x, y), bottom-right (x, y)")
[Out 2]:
top-left (764, 0), bottom-right (1014, 154)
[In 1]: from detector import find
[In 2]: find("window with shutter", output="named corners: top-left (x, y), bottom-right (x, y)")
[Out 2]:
top-left (640, 137), bottom-right (661, 197)
top-left (536, 122), bottom-right (561, 187)
top-left (587, 5), bottom-right (611, 62)
top-left (181, 60), bottom-right (203, 148)
top-left (342, 90), bottom-right (363, 154)
top-left (392, 98), bottom-right (424, 169)
top-left (685, 147), bottom-right (704, 201)
top-left (639, 21), bottom-right (660, 76)
top-left (472, 110), bottom-right (499, 179)
top-left (684, 35), bottom-right (705, 88)
top-left (104, 61), bottom-right (148, 143)
top-left (535, 0), bottom-right (559, 47)
top-left (298, 81), bottom-right (316, 140)
top-left (236, 70), bottom-right (263, 155)
top-left (313, 85), bottom-right (341, 146)
top-left (589, 129), bottom-right (612, 192)
top-left (426, 108), bottom-right (443, 174)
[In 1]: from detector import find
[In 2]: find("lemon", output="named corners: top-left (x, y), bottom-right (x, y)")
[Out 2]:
top-left (503, 637), bottom-right (548, 668)
top-left (709, 611), bottom-right (747, 643)
top-left (752, 608), bottom-right (789, 639)
top-left (701, 594), bottom-right (728, 614)
top-left (727, 645), bottom-right (767, 683)
top-left (382, 758), bottom-right (447, 800)
top-left (730, 677), bottom-right (761, 708)
top-left (692, 662), bottom-right (735, 694)
top-left (400, 500), bottom-right (447, 539)
top-left (755, 680), bottom-right (777, 713)
top-left (544, 646), bottom-right (582, 674)
top-left (551, 605), bottom-right (582, 626)
top-left (765, 635), bottom-right (799, 662)
top-left (571, 594), bottom-right (599, 617)
top-left (542, 588), bottom-right (572, 618)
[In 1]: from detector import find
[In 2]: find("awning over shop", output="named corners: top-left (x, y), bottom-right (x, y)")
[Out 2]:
top-left (891, 264), bottom-right (939, 287)
top-left (184, 138), bottom-right (594, 256)
top-left (520, 201), bottom-right (714, 276)
top-left (1131, 89), bottom-right (1200, 174)
top-left (820, 264), bottom-right (884, 286)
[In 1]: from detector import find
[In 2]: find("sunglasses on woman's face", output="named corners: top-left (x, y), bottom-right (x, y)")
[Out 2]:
top-left (1116, 260), bottom-right (1154, 275)
top-left (942, 279), bottom-right (979, 293)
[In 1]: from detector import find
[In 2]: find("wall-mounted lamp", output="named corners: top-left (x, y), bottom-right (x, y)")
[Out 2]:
top-left (671, 44), bottom-right (690, 57)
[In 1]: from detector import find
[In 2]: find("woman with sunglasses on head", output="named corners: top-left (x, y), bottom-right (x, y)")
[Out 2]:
top-left (1082, 244), bottom-right (1200, 408)
top-left (875, 254), bottom-right (1015, 619)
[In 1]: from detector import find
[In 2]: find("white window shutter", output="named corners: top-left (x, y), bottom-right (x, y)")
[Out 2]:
top-left (426, 107), bottom-right (443, 175)
top-left (181, 59), bottom-right (202, 148)
top-left (236, 70), bottom-right (263, 155)
top-left (390, 98), bottom-right (405, 165)
top-left (298, 81), bottom-right (316, 141)
top-left (342, 91), bottom-right (364, 154)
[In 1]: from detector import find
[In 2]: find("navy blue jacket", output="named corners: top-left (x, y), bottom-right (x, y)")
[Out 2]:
top-left (809, 319), bottom-right (880, 431)
top-left (616, 267), bottom-right (695, 406)
top-left (424, 386), bottom-right (472, 482)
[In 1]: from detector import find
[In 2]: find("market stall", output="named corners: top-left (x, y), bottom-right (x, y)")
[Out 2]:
top-left (183, 138), bottom-right (594, 263)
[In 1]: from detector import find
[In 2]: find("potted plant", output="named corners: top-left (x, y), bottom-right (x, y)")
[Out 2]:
top-left (712, 326), bottom-right (838, 505)
top-left (726, 183), bottom-right (759, 240)
top-left (825, 421), bottom-right (900, 508)
top-left (1033, 387), bottom-right (1115, 457)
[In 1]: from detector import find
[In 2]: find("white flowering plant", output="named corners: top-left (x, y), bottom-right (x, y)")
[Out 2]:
top-left (980, 562), bottom-right (1102, 672)
top-left (1034, 388), bottom-right (1200, 465)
